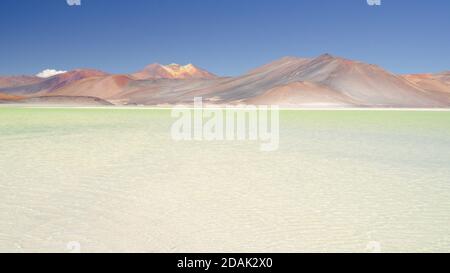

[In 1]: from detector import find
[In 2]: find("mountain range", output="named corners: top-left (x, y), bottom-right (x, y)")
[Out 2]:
top-left (1, 54), bottom-right (449, 107)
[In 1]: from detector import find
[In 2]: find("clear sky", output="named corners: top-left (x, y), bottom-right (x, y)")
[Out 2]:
top-left (1, 0), bottom-right (449, 76)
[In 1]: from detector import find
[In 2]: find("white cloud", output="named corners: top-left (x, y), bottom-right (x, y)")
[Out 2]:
top-left (67, 0), bottom-right (81, 6)
top-left (36, 69), bottom-right (68, 78)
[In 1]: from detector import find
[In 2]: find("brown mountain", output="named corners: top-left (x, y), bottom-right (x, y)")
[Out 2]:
top-left (403, 72), bottom-right (450, 94)
top-left (0, 56), bottom-right (449, 107)
top-left (132, 63), bottom-right (217, 80)
top-left (0, 92), bottom-right (24, 102)
top-left (168, 54), bottom-right (450, 107)
top-left (50, 74), bottom-right (133, 99)
top-left (244, 81), bottom-right (357, 107)
top-left (0, 75), bottom-right (41, 89)
top-left (0, 69), bottom-right (108, 95)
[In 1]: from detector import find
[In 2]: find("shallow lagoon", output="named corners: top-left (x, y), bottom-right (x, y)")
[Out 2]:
top-left (0, 107), bottom-right (449, 252)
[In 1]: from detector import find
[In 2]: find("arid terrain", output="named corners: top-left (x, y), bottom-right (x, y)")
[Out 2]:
top-left (1, 54), bottom-right (449, 107)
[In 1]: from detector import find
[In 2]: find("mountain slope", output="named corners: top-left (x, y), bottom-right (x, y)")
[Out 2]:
top-left (50, 74), bottom-right (133, 99)
top-left (0, 69), bottom-right (108, 95)
top-left (0, 56), bottom-right (449, 107)
top-left (14, 96), bottom-right (113, 106)
top-left (244, 81), bottom-right (357, 107)
top-left (179, 54), bottom-right (450, 107)
top-left (0, 76), bottom-right (42, 89)
top-left (403, 72), bottom-right (450, 94)
top-left (0, 92), bottom-right (24, 102)
top-left (132, 63), bottom-right (217, 80)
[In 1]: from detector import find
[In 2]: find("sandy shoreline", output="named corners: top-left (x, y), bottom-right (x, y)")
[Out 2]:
top-left (1, 104), bottom-right (450, 111)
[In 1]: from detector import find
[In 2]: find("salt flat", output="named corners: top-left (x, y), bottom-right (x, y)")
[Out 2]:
top-left (0, 107), bottom-right (449, 252)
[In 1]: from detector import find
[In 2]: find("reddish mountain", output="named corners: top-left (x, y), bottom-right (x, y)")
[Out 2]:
top-left (132, 63), bottom-right (217, 80)
top-left (0, 92), bottom-right (23, 101)
top-left (403, 72), bottom-right (450, 94)
top-left (0, 76), bottom-right (42, 89)
top-left (51, 74), bottom-right (133, 99)
top-left (0, 69), bottom-right (108, 95)
top-left (244, 81), bottom-right (357, 107)
top-left (0, 56), bottom-right (449, 107)
top-left (180, 54), bottom-right (450, 107)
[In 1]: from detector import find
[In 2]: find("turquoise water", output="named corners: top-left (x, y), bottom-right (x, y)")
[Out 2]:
top-left (0, 107), bottom-right (449, 252)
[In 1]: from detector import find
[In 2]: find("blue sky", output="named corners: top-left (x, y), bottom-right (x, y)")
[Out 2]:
top-left (1, 0), bottom-right (449, 76)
